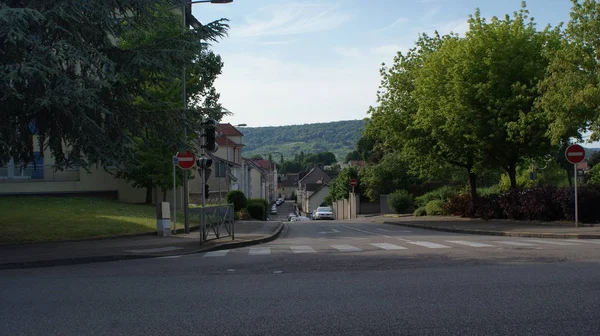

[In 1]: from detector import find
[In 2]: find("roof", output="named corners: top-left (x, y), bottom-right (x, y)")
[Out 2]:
top-left (217, 123), bottom-right (244, 137)
top-left (280, 179), bottom-right (298, 187)
top-left (243, 158), bottom-right (266, 173)
top-left (253, 159), bottom-right (275, 171)
top-left (306, 182), bottom-right (328, 192)
top-left (216, 137), bottom-right (245, 147)
top-left (205, 152), bottom-right (241, 167)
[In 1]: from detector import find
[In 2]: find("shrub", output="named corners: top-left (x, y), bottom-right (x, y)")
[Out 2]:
top-left (425, 200), bottom-right (445, 216)
top-left (226, 190), bottom-right (247, 212)
top-left (247, 198), bottom-right (269, 220)
top-left (413, 207), bottom-right (427, 217)
top-left (387, 190), bottom-right (414, 214)
top-left (415, 186), bottom-right (459, 207)
top-left (444, 193), bottom-right (473, 217)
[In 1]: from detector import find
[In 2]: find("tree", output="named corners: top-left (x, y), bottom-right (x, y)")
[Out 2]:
top-left (0, 0), bottom-right (227, 169)
top-left (113, 5), bottom-right (227, 203)
top-left (588, 151), bottom-right (600, 168)
top-left (360, 152), bottom-right (420, 202)
top-left (344, 150), bottom-right (363, 163)
top-left (538, 0), bottom-right (600, 144)
top-left (415, 4), bottom-right (558, 191)
top-left (250, 154), bottom-right (264, 160)
top-left (324, 166), bottom-right (361, 205)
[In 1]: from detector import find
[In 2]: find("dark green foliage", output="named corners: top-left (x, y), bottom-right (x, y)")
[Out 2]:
top-left (588, 150), bottom-right (600, 168)
top-left (413, 207), bottom-right (427, 217)
top-left (0, 0), bottom-right (228, 168)
top-left (324, 166), bottom-right (360, 205)
top-left (278, 151), bottom-right (338, 174)
top-left (344, 150), bottom-right (363, 163)
top-left (226, 190), bottom-right (247, 212)
top-left (387, 190), bottom-right (414, 214)
top-left (425, 200), bottom-right (445, 216)
top-left (247, 198), bottom-right (269, 220)
top-left (415, 186), bottom-right (460, 207)
top-left (242, 120), bottom-right (366, 162)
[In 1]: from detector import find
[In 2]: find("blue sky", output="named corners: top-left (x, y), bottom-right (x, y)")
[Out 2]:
top-left (192, 0), bottom-right (574, 128)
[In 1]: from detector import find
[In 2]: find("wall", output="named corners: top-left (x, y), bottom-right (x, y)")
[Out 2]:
top-left (308, 186), bottom-right (329, 212)
top-left (380, 194), bottom-right (394, 214)
top-left (250, 168), bottom-right (264, 200)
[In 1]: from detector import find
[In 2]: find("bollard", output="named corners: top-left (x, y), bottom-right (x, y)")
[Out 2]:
top-left (156, 202), bottom-right (172, 237)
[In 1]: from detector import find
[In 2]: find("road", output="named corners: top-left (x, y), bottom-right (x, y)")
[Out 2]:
top-left (2, 215), bottom-right (600, 335)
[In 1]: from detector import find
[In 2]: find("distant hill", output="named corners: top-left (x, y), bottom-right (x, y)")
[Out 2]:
top-left (241, 120), bottom-right (366, 161)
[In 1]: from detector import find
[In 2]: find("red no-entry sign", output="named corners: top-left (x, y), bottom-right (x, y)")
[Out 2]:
top-left (349, 179), bottom-right (358, 187)
top-left (176, 150), bottom-right (196, 170)
top-left (565, 144), bottom-right (586, 164)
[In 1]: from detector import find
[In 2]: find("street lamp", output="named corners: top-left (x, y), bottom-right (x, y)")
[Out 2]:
top-left (180, 0), bottom-right (233, 234)
top-left (263, 151), bottom-right (282, 202)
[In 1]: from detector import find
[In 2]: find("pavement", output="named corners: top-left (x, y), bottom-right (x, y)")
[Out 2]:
top-left (2, 219), bottom-right (600, 335)
top-left (0, 220), bottom-right (283, 270)
top-left (355, 214), bottom-right (600, 239)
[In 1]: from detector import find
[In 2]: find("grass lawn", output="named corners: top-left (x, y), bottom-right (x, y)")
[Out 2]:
top-left (0, 196), bottom-right (200, 243)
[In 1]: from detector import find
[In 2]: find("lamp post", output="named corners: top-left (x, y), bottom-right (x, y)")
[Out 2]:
top-left (263, 151), bottom-right (282, 202)
top-left (180, 0), bottom-right (233, 233)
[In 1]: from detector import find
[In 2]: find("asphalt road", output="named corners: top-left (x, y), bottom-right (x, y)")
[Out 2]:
top-left (2, 216), bottom-right (600, 335)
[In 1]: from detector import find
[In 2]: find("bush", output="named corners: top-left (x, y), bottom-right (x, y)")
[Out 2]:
top-left (226, 190), bottom-right (247, 212)
top-left (415, 186), bottom-right (459, 207)
top-left (425, 200), bottom-right (445, 216)
top-left (413, 207), bottom-right (427, 217)
top-left (444, 193), bottom-right (473, 217)
top-left (247, 198), bottom-right (269, 220)
top-left (387, 190), bottom-right (413, 214)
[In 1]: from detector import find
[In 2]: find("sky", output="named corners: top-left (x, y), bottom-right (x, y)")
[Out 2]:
top-left (192, 0), bottom-right (574, 128)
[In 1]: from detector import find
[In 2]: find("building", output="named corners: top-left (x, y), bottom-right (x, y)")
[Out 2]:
top-left (278, 173), bottom-right (300, 200)
top-left (302, 183), bottom-right (330, 214)
top-left (243, 158), bottom-right (267, 200)
top-left (297, 165), bottom-right (335, 214)
top-left (251, 160), bottom-right (278, 202)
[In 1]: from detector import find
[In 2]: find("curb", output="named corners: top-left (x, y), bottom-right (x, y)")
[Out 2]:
top-left (383, 221), bottom-right (600, 239)
top-left (0, 222), bottom-right (285, 270)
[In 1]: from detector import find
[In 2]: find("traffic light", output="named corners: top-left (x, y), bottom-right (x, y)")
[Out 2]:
top-left (196, 157), bottom-right (213, 169)
top-left (204, 184), bottom-right (210, 198)
top-left (202, 119), bottom-right (218, 153)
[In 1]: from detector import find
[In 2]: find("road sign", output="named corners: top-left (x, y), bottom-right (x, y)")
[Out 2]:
top-left (349, 179), bottom-right (358, 187)
top-left (172, 157), bottom-right (179, 165)
top-left (565, 144), bottom-right (586, 164)
top-left (176, 150), bottom-right (196, 170)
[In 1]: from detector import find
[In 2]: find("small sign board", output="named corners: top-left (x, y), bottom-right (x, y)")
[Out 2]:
top-left (565, 144), bottom-right (585, 164)
top-left (349, 179), bottom-right (358, 187)
top-left (176, 150), bottom-right (195, 170)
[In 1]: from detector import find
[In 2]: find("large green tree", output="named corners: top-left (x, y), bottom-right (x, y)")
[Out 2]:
top-left (0, 0), bottom-right (227, 170)
top-left (415, 4), bottom-right (558, 191)
top-left (538, 0), bottom-right (600, 144)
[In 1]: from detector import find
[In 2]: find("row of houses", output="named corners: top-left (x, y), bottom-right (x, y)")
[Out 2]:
top-left (0, 124), bottom-right (279, 205)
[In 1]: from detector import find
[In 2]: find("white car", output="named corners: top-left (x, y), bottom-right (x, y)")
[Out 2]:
top-left (313, 206), bottom-right (334, 220)
top-left (291, 216), bottom-right (311, 222)
top-left (270, 205), bottom-right (277, 215)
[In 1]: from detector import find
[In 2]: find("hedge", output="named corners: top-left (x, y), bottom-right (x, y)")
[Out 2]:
top-left (226, 190), bottom-right (247, 212)
top-left (247, 198), bottom-right (269, 220)
top-left (444, 186), bottom-right (600, 223)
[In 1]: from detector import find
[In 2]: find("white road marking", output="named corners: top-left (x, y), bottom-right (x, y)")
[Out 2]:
top-left (445, 240), bottom-right (495, 247)
top-left (290, 246), bottom-right (316, 253)
top-left (155, 255), bottom-right (182, 259)
top-left (370, 243), bottom-right (407, 250)
top-left (495, 241), bottom-right (537, 246)
top-left (376, 228), bottom-right (390, 232)
top-left (331, 244), bottom-right (362, 252)
top-left (249, 247), bottom-right (271, 255)
top-left (408, 241), bottom-right (451, 249)
top-left (126, 246), bottom-right (184, 253)
top-left (319, 228), bottom-right (341, 234)
top-left (204, 250), bottom-right (230, 257)
top-left (523, 239), bottom-right (581, 246)
top-left (561, 239), bottom-right (600, 244)
top-left (341, 224), bottom-right (392, 238)
top-left (377, 228), bottom-right (413, 233)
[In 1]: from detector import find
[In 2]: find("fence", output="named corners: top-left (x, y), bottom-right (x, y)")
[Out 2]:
top-left (190, 203), bottom-right (235, 243)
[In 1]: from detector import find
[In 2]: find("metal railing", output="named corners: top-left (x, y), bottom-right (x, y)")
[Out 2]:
top-left (190, 203), bottom-right (234, 243)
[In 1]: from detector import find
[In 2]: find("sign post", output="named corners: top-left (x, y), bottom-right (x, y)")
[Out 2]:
top-left (172, 156), bottom-right (178, 234)
top-left (565, 144), bottom-right (586, 227)
top-left (176, 150), bottom-right (196, 233)
top-left (349, 179), bottom-right (358, 219)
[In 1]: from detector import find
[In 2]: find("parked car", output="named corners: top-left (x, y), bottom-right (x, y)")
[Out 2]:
top-left (270, 205), bottom-right (277, 215)
top-left (287, 213), bottom-right (298, 221)
top-left (276, 198), bottom-right (284, 206)
top-left (313, 206), bottom-right (334, 220)
top-left (291, 216), bottom-right (311, 222)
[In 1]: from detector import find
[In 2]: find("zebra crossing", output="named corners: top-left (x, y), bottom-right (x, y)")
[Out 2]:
top-left (200, 238), bottom-right (596, 258)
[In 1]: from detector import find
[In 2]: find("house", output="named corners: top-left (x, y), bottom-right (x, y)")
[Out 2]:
top-left (243, 158), bottom-right (268, 201)
top-left (251, 160), bottom-right (278, 202)
top-left (297, 165), bottom-right (335, 214)
top-left (302, 183), bottom-right (330, 214)
top-left (278, 173), bottom-right (300, 200)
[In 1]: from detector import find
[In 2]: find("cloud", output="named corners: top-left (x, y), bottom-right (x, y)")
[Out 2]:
top-left (371, 44), bottom-right (404, 57)
top-left (216, 53), bottom-right (382, 127)
top-left (424, 7), bottom-right (441, 19)
top-left (234, 3), bottom-right (352, 38)
top-left (437, 19), bottom-right (470, 36)
top-left (374, 16), bottom-right (410, 32)
top-left (333, 47), bottom-right (364, 59)
top-left (259, 40), bottom-right (295, 45)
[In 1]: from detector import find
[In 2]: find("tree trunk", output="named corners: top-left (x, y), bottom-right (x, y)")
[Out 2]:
top-left (162, 188), bottom-right (167, 202)
top-left (507, 165), bottom-right (518, 190)
top-left (145, 183), bottom-right (152, 204)
top-left (468, 170), bottom-right (477, 209)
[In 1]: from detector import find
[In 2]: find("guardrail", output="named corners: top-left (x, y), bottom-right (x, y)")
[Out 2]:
top-left (190, 203), bottom-right (235, 243)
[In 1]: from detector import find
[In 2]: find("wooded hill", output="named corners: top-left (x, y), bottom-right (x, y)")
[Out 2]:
top-left (241, 120), bottom-right (366, 161)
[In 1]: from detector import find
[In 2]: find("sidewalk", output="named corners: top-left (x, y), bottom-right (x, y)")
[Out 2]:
top-left (0, 221), bottom-right (283, 270)
top-left (364, 215), bottom-right (600, 239)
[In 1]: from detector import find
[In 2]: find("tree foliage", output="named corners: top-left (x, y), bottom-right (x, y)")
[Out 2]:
top-left (324, 166), bottom-right (360, 205)
top-left (0, 0), bottom-right (228, 169)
